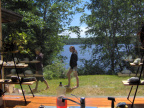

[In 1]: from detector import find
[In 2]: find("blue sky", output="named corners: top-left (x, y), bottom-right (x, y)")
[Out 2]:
top-left (60, 0), bottom-right (91, 38)
top-left (70, 0), bottom-right (91, 38)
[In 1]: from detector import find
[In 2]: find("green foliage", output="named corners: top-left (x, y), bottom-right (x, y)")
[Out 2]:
top-left (68, 26), bottom-right (82, 38)
top-left (2, 0), bottom-right (82, 67)
top-left (78, 59), bottom-right (105, 75)
top-left (63, 38), bottom-right (86, 45)
top-left (80, 0), bottom-right (144, 74)
top-left (43, 58), bottom-right (68, 80)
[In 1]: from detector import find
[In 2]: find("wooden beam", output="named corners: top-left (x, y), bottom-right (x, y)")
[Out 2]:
top-left (0, 0), bottom-right (2, 49)
top-left (0, 0), bottom-right (3, 90)
top-left (1, 8), bottom-right (23, 23)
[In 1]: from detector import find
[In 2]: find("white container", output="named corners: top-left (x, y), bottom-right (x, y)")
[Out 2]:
top-left (56, 82), bottom-right (67, 108)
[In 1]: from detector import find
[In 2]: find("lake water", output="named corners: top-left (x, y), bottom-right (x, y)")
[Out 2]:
top-left (60, 44), bottom-right (134, 69)
top-left (60, 44), bottom-right (98, 69)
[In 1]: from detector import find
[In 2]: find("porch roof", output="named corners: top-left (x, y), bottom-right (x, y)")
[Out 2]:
top-left (2, 8), bottom-right (22, 23)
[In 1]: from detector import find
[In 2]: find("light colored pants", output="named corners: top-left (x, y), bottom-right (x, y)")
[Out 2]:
top-left (68, 66), bottom-right (78, 77)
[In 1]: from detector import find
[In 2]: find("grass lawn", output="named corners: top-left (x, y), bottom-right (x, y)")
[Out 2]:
top-left (15, 75), bottom-right (144, 97)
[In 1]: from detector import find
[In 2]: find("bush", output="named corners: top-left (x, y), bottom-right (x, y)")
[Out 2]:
top-left (43, 70), bottom-right (53, 80)
top-left (78, 59), bottom-right (105, 75)
top-left (43, 59), bottom-right (67, 79)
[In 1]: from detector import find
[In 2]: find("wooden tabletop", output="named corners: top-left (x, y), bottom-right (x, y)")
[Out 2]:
top-left (6, 74), bottom-right (43, 77)
top-left (0, 50), bottom-right (19, 54)
top-left (0, 79), bottom-right (36, 85)
top-left (2, 95), bottom-right (144, 108)
top-left (19, 61), bottom-right (40, 63)
top-left (130, 63), bottom-right (143, 66)
top-left (1, 64), bottom-right (28, 68)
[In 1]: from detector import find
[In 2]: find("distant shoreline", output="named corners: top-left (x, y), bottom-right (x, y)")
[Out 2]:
top-left (63, 36), bottom-right (136, 45)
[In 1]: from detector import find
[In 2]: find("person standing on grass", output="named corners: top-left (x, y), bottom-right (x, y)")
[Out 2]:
top-left (138, 22), bottom-right (144, 47)
top-left (65, 46), bottom-right (79, 88)
top-left (33, 48), bottom-right (49, 91)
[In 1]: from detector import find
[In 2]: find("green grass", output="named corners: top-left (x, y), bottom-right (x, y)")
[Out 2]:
top-left (15, 75), bottom-right (144, 97)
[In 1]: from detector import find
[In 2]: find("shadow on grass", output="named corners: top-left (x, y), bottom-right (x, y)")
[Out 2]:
top-left (66, 87), bottom-right (77, 93)
top-left (29, 88), bottom-right (49, 93)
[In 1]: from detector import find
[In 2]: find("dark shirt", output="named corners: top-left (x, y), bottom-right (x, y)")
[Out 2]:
top-left (141, 23), bottom-right (144, 31)
top-left (35, 53), bottom-right (43, 71)
top-left (70, 52), bottom-right (78, 69)
top-left (140, 24), bottom-right (144, 43)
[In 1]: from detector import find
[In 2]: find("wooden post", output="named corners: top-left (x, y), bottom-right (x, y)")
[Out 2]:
top-left (0, 0), bottom-right (3, 89)
top-left (0, 0), bottom-right (2, 49)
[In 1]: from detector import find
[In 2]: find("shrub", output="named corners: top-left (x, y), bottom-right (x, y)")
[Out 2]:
top-left (43, 59), bottom-right (67, 79)
top-left (78, 59), bottom-right (105, 75)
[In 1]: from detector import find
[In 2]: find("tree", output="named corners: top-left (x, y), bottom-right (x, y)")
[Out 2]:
top-left (2, 0), bottom-right (82, 66)
top-left (80, 0), bottom-right (144, 74)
